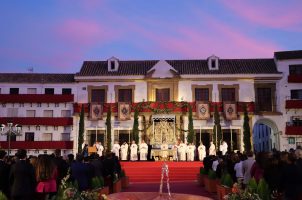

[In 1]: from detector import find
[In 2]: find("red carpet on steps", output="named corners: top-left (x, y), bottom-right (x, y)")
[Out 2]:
top-left (121, 161), bottom-right (203, 183)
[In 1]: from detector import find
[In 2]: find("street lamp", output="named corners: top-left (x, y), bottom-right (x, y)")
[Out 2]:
top-left (0, 123), bottom-right (22, 157)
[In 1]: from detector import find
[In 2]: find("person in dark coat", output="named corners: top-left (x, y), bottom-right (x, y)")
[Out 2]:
top-left (9, 149), bottom-right (36, 200)
top-left (53, 149), bottom-right (68, 188)
top-left (71, 154), bottom-right (91, 191)
top-left (0, 150), bottom-right (10, 197)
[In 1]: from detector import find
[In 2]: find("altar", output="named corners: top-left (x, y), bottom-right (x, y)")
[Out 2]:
top-left (151, 149), bottom-right (176, 161)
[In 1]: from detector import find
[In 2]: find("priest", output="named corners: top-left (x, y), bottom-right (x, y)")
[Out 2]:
top-left (178, 140), bottom-right (187, 161)
top-left (198, 142), bottom-right (206, 161)
top-left (209, 141), bottom-right (216, 156)
top-left (112, 140), bottom-right (121, 159)
top-left (130, 140), bottom-right (138, 161)
top-left (120, 141), bottom-right (129, 160)
top-left (186, 143), bottom-right (195, 161)
top-left (219, 141), bottom-right (228, 155)
top-left (139, 140), bottom-right (148, 161)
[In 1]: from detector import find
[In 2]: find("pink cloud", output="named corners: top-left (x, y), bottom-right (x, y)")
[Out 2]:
top-left (55, 19), bottom-right (117, 46)
top-left (222, 0), bottom-right (302, 31)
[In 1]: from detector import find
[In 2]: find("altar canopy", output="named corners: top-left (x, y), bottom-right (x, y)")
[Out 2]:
top-left (149, 114), bottom-right (176, 145)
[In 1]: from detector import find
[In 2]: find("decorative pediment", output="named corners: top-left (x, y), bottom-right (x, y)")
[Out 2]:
top-left (146, 60), bottom-right (179, 78)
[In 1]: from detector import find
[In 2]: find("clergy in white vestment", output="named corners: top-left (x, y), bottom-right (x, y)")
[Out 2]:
top-left (94, 141), bottom-right (104, 157)
top-left (173, 141), bottom-right (180, 161)
top-left (186, 143), bottom-right (196, 161)
top-left (120, 142), bottom-right (129, 160)
top-left (198, 142), bottom-right (206, 161)
top-left (161, 142), bottom-right (169, 160)
top-left (219, 141), bottom-right (228, 155)
top-left (178, 141), bottom-right (187, 161)
top-left (209, 141), bottom-right (216, 156)
top-left (112, 141), bottom-right (121, 159)
top-left (139, 140), bottom-right (148, 161)
top-left (130, 140), bottom-right (138, 161)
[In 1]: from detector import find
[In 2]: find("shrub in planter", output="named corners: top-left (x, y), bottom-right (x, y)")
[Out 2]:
top-left (222, 173), bottom-right (233, 188)
top-left (205, 170), bottom-right (217, 193)
top-left (197, 167), bottom-right (207, 186)
top-left (91, 176), bottom-right (105, 189)
top-left (120, 169), bottom-right (129, 189)
top-left (112, 174), bottom-right (122, 193)
top-left (217, 173), bottom-right (233, 200)
top-left (247, 178), bottom-right (257, 194)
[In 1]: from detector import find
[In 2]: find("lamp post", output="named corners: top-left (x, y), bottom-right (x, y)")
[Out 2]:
top-left (0, 123), bottom-right (22, 157)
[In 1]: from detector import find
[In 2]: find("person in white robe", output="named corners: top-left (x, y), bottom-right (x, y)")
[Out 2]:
top-left (209, 141), bottom-right (216, 156)
top-left (178, 141), bottom-right (187, 161)
top-left (112, 141), bottom-right (121, 159)
top-left (198, 142), bottom-right (206, 161)
top-left (186, 143), bottom-right (196, 161)
top-left (120, 142), bottom-right (129, 160)
top-left (173, 141), bottom-right (180, 161)
top-left (139, 140), bottom-right (148, 161)
top-left (94, 141), bottom-right (104, 157)
top-left (130, 140), bottom-right (138, 161)
top-left (219, 141), bottom-right (228, 155)
top-left (161, 142), bottom-right (169, 160)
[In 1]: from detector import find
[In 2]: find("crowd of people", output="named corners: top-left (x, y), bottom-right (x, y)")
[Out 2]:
top-left (202, 148), bottom-right (302, 200)
top-left (0, 149), bottom-right (122, 200)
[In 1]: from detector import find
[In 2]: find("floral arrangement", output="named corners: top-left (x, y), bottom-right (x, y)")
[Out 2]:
top-left (224, 183), bottom-right (261, 200)
top-left (55, 169), bottom-right (107, 200)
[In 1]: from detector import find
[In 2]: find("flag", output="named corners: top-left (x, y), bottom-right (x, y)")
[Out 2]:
top-left (196, 102), bottom-right (210, 120)
top-left (90, 103), bottom-right (103, 120)
top-left (118, 102), bottom-right (131, 120)
top-left (224, 103), bottom-right (237, 120)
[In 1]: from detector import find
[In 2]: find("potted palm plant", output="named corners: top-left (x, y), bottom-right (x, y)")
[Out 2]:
top-left (204, 169), bottom-right (217, 193)
top-left (120, 169), bottom-right (129, 189)
top-left (0, 192), bottom-right (8, 200)
top-left (217, 173), bottom-right (233, 200)
top-left (112, 173), bottom-right (122, 193)
top-left (197, 167), bottom-right (207, 186)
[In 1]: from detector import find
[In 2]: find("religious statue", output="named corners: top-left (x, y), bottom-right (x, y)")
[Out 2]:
top-left (209, 141), bottom-right (216, 156)
top-left (130, 140), bottom-right (138, 161)
top-left (178, 140), bottom-right (187, 161)
top-left (112, 141), bottom-right (121, 159)
top-left (140, 140), bottom-right (148, 161)
top-left (120, 141), bottom-right (129, 160)
top-left (198, 142), bottom-right (206, 161)
top-left (161, 142), bottom-right (169, 160)
top-left (219, 141), bottom-right (228, 155)
top-left (186, 143), bottom-right (196, 161)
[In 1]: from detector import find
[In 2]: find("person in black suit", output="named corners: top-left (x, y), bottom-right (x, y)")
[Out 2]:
top-left (0, 150), bottom-right (10, 198)
top-left (9, 149), bottom-right (36, 200)
top-left (70, 154), bottom-right (92, 191)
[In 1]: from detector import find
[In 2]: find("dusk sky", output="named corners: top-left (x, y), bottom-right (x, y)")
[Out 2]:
top-left (0, 0), bottom-right (301, 73)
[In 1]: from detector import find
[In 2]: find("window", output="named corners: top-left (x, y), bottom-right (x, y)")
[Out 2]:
top-left (26, 110), bottom-right (36, 117)
top-left (27, 88), bottom-right (37, 94)
top-left (7, 108), bottom-right (18, 117)
top-left (91, 89), bottom-right (105, 103)
top-left (195, 88), bottom-right (209, 101)
top-left (36, 125), bottom-right (40, 131)
top-left (211, 60), bottom-right (216, 68)
top-left (43, 110), bottom-right (53, 117)
top-left (118, 89), bottom-right (132, 102)
top-left (291, 90), bottom-right (302, 100)
top-left (42, 133), bottom-right (52, 141)
top-left (61, 110), bottom-right (71, 117)
top-left (10, 88), bottom-right (19, 94)
top-left (221, 88), bottom-right (236, 102)
top-left (45, 88), bottom-right (54, 94)
top-left (289, 65), bottom-right (302, 75)
top-left (156, 88), bottom-right (170, 101)
top-left (62, 88), bottom-right (72, 94)
top-left (110, 61), bottom-right (115, 70)
top-left (25, 132), bottom-right (34, 141)
top-left (257, 88), bottom-right (272, 111)
top-left (61, 133), bottom-right (70, 141)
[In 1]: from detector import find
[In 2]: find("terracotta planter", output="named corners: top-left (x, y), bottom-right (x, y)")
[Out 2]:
top-left (98, 186), bottom-right (109, 196)
top-left (112, 179), bottom-right (122, 193)
top-left (204, 176), bottom-right (217, 193)
top-left (197, 174), bottom-right (205, 186)
top-left (121, 176), bottom-right (129, 189)
top-left (216, 184), bottom-right (232, 200)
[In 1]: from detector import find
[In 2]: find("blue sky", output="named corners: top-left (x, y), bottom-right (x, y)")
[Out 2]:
top-left (0, 0), bottom-right (301, 73)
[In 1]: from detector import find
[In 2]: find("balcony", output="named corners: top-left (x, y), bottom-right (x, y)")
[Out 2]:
top-left (286, 125), bottom-right (302, 135)
top-left (286, 100), bottom-right (302, 109)
top-left (0, 94), bottom-right (74, 103)
top-left (0, 141), bottom-right (73, 149)
top-left (0, 117), bottom-right (73, 126)
top-left (288, 75), bottom-right (302, 83)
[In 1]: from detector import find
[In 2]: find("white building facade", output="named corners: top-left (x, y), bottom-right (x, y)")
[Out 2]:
top-left (0, 50), bottom-right (301, 155)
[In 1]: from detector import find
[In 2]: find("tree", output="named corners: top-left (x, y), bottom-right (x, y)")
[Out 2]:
top-left (78, 105), bottom-right (85, 153)
top-left (243, 105), bottom-right (252, 152)
top-left (106, 105), bottom-right (112, 153)
top-left (187, 104), bottom-right (194, 144)
top-left (213, 104), bottom-right (222, 148)
top-left (132, 107), bottom-right (139, 144)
